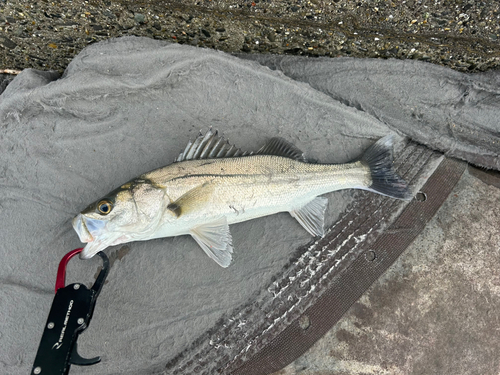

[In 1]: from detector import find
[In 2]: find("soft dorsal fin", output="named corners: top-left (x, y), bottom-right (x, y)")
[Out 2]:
top-left (175, 128), bottom-right (252, 162)
top-left (256, 137), bottom-right (306, 161)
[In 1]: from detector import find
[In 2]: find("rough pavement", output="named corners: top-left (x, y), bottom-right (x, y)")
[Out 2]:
top-left (0, 0), bottom-right (499, 73)
top-left (275, 168), bottom-right (500, 374)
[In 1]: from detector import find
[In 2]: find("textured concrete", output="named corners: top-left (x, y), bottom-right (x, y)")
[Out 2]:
top-left (274, 168), bottom-right (500, 374)
top-left (0, 0), bottom-right (499, 73)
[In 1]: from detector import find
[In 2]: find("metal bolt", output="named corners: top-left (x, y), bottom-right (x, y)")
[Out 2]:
top-left (77, 318), bottom-right (85, 325)
top-left (73, 284), bottom-right (80, 290)
top-left (366, 250), bottom-right (377, 262)
top-left (34, 367), bottom-right (41, 374)
top-left (47, 322), bottom-right (54, 329)
top-left (415, 191), bottom-right (427, 202)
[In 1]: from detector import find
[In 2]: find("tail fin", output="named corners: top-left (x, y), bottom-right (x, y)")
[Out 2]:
top-left (361, 135), bottom-right (411, 200)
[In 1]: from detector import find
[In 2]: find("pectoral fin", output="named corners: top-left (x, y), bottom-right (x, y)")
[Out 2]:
top-left (290, 196), bottom-right (328, 237)
top-left (190, 217), bottom-right (234, 268)
top-left (167, 183), bottom-right (214, 217)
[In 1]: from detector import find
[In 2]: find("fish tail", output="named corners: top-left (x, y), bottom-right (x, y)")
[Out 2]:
top-left (361, 135), bottom-right (412, 200)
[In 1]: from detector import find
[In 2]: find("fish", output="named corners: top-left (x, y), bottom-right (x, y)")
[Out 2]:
top-left (73, 129), bottom-right (411, 267)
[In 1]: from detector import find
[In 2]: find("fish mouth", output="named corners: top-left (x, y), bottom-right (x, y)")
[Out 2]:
top-left (80, 241), bottom-right (106, 259)
top-left (72, 214), bottom-right (110, 259)
top-left (72, 214), bottom-right (123, 259)
top-left (72, 214), bottom-right (94, 243)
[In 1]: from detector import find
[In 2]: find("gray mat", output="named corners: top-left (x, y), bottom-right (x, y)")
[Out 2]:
top-left (1, 36), bottom-right (499, 375)
top-left (0, 73), bottom-right (15, 96)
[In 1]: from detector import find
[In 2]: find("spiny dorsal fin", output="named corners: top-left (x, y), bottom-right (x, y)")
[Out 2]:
top-left (256, 137), bottom-right (307, 161)
top-left (175, 128), bottom-right (252, 162)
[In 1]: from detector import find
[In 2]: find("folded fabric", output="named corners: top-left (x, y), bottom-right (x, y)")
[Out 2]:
top-left (0, 36), bottom-right (498, 375)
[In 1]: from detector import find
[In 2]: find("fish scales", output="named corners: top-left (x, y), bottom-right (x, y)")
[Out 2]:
top-left (73, 130), bottom-right (410, 267)
top-left (144, 156), bottom-right (370, 204)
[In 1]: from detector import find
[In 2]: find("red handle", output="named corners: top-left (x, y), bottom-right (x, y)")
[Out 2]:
top-left (55, 248), bottom-right (84, 293)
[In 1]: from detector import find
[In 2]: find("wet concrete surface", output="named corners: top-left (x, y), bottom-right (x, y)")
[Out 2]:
top-left (274, 168), bottom-right (500, 374)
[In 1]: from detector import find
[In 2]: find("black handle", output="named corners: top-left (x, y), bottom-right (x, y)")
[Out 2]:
top-left (30, 251), bottom-right (109, 375)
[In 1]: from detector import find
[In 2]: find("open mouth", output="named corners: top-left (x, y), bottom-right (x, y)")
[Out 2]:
top-left (72, 214), bottom-right (129, 259)
top-left (72, 214), bottom-right (115, 259)
top-left (72, 214), bottom-right (94, 243)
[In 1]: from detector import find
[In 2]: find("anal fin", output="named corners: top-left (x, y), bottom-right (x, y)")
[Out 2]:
top-left (290, 196), bottom-right (328, 237)
top-left (190, 217), bottom-right (234, 268)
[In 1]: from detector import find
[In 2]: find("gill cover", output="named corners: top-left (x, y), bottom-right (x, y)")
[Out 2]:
top-left (74, 179), bottom-right (166, 259)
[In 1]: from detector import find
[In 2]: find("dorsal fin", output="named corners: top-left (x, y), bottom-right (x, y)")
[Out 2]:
top-left (175, 128), bottom-right (252, 162)
top-left (256, 137), bottom-right (306, 161)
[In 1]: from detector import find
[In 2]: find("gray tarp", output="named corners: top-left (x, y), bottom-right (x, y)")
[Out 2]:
top-left (1, 37), bottom-right (499, 375)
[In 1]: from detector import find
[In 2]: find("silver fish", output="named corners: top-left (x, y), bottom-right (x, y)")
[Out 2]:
top-left (73, 130), bottom-right (410, 267)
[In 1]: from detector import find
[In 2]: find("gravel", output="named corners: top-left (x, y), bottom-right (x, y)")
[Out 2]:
top-left (0, 0), bottom-right (499, 74)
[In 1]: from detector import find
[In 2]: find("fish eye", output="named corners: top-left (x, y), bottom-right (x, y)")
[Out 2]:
top-left (97, 200), bottom-right (113, 215)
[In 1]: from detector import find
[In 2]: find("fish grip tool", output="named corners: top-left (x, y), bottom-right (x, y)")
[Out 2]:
top-left (31, 248), bottom-right (109, 375)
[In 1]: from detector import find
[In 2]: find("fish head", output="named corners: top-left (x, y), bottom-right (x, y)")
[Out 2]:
top-left (73, 179), bottom-right (166, 259)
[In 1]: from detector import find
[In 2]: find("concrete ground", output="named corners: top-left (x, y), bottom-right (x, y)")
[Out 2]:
top-left (274, 168), bottom-right (500, 375)
top-left (1, 1), bottom-right (499, 374)
top-left (1, 0), bottom-right (499, 73)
